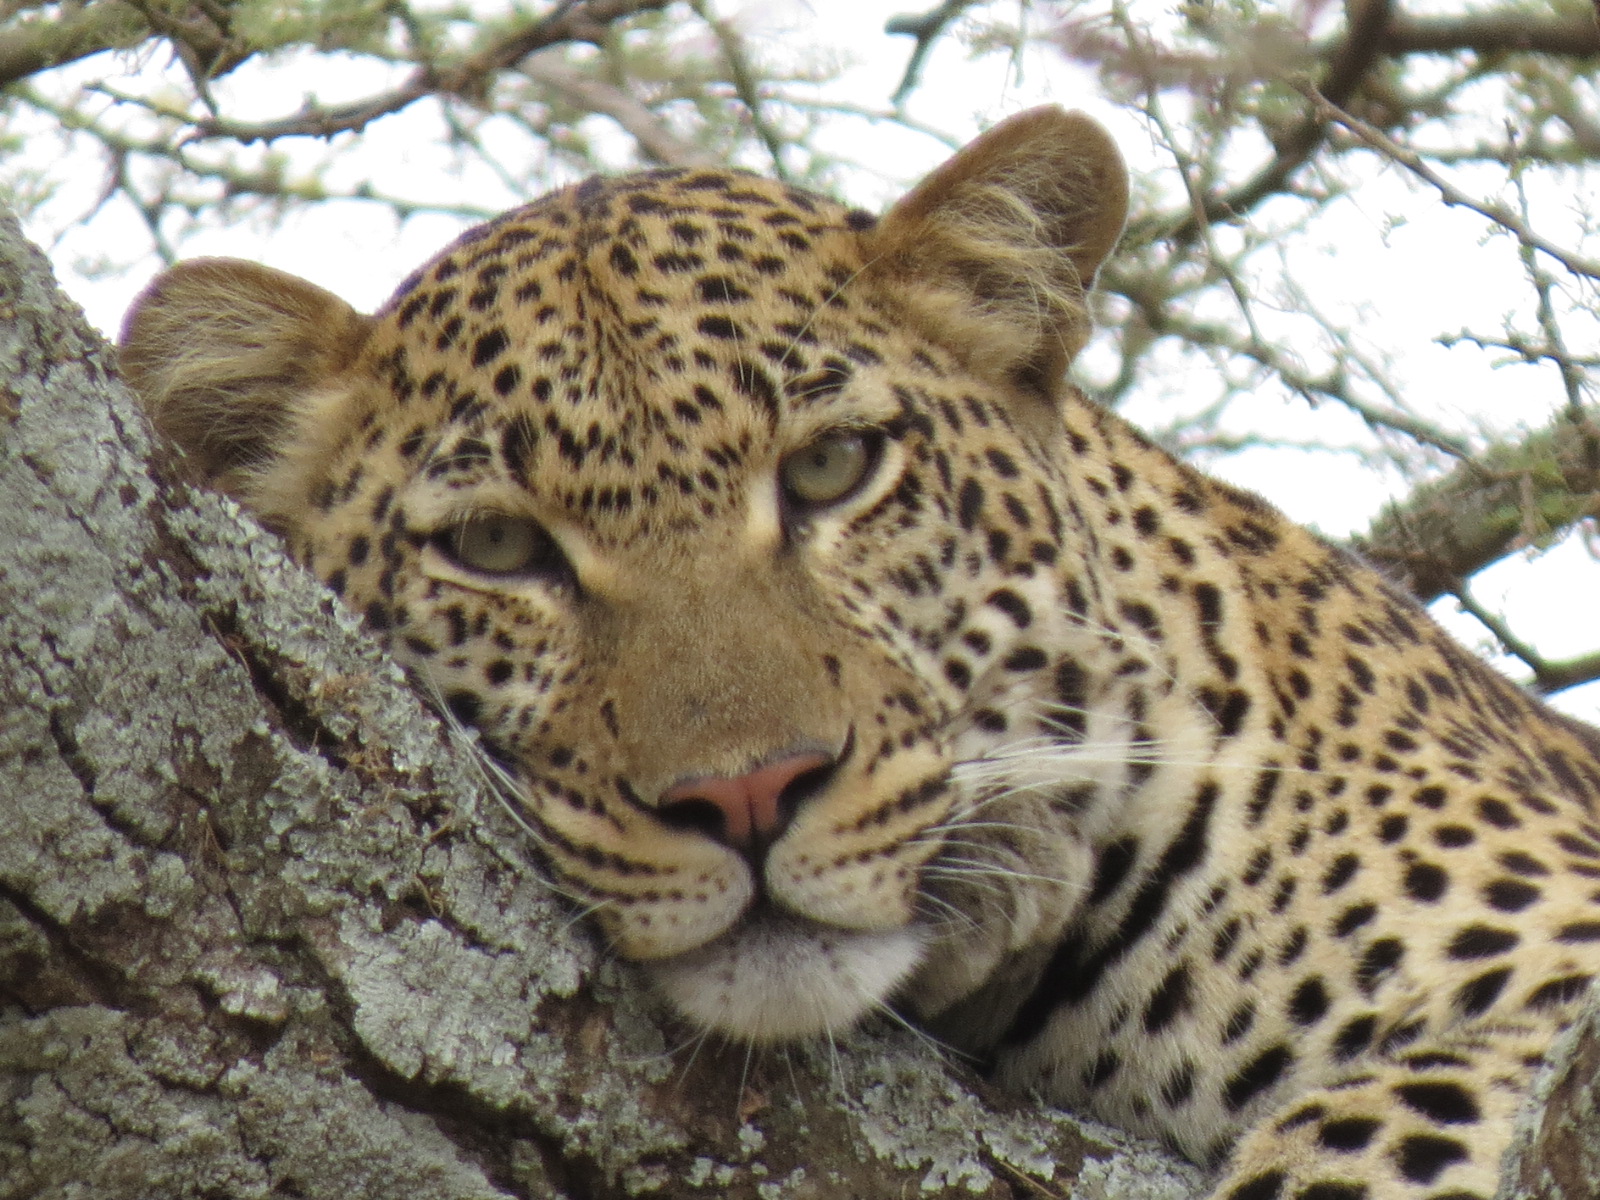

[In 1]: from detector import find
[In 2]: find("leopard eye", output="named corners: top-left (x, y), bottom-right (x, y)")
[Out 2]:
top-left (439, 513), bottom-right (560, 578)
top-left (780, 430), bottom-right (881, 510)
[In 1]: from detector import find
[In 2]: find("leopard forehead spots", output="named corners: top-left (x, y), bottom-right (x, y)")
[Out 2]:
top-left (120, 106), bottom-right (1600, 1200)
top-left (369, 169), bottom-right (888, 542)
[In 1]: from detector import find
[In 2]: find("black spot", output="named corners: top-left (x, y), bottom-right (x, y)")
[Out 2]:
top-left (1298, 1186), bottom-right (1368, 1200)
top-left (1476, 796), bottom-right (1520, 828)
top-left (697, 314), bottom-right (739, 339)
top-left (1143, 962), bottom-right (1193, 1033)
top-left (1356, 938), bottom-right (1404, 994)
top-left (1242, 847), bottom-right (1273, 887)
top-left (1446, 925), bottom-right (1519, 959)
top-left (1454, 966), bottom-right (1512, 1016)
top-left (1394, 1081), bottom-right (1480, 1124)
top-left (1200, 687), bottom-right (1251, 737)
top-left (730, 359), bottom-right (778, 418)
top-left (957, 478), bottom-right (984, 530)
top-left (1556, 920), bottom-right (1600, 942)
top-left (1332, 1013), bottom-right (1376, 1059)
top-left (1087, 837), bottom-right (1138, 905)
top-left (1223, 1000), bottom-right (1256, 1043)
top-left (1319, 1116), bottom-right (1381, 1152)
top-left (1119, 600), bottom-right (1161, 635)
top-left (485, 659), bottom-right (514, 686)
top-left (471, 327), bottom-right (509, 367)
top-left (1224, 1171), bottom-right (1284, 1200)
top-left (1322, 853), bottom-right (1361, 893)
top-left (1500, 850), bottom-right (1550, 877)
top-left (1224, 1044), bottom-right (1293, 1112)
top-left (608, 243), bottom-right (639, 276)
top-left (1082, 1049), bottom-right (1121, 1089)
top-left (1161, 1061), bottom-right (1196, 1107)
top-left (1247, 766), bottom-right (1281, 826)
top-left (1275, 1104), bottom-right (1324, 1132)
top-left (1394, 1133), bottom-right (1468, 1183)
top-left (697, 275), bottom-right (752, 303)
top-left (1003, 647), bottom-right (1047, 672)
top-left (1278, 925), bottom-right (1308, 964)
top-left (1288, 976), bottom-right (1330, 1025)
top-left (1526, 974), bottom-right (1593, 1010)
top-left (1212, 917), bottom-right (1242, 962)
top-left (1333, 901), bottom-right (1377, 936)
top-left (445, 690), bottom-right (482, 727)
top-left (984, 447), bottom-right (1019, 478)
top-left (1403, 861), bottom-right (1448, 902)
top-left (1053, 659), bottom-right (1088, 738)
top-left (986, 588), bottom-right (1031, 627)
top-left (1413, 783), bottom-right (1447, 808)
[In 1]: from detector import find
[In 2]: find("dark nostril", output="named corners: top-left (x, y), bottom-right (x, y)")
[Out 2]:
top-left (657, 750), bottom-right (837, 853)
top-left (656, 796), bottom-right (728, 842)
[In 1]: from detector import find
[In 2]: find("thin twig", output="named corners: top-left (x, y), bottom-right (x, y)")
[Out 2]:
top-left (1296, 79), bottom-right (1600, 281)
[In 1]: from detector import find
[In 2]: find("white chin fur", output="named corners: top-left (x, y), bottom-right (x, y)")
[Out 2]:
top-left (648, 916), bottom-right (926, 1041)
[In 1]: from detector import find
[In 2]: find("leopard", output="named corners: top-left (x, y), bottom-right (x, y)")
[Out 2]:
top-left (119, 105), bottom-right (1600, 1200)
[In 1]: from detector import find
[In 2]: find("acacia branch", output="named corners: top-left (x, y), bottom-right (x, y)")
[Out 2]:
top-left (1296, 81), bottom-right (1600, 281)
top-left (1134, 0), bottom-right (1393, 246)
top-left (189, 0), bottom-right (670, 144)
top-left (1351, 413), bottom-right (1600, 604)
top-left (521, 56), bottom-right (715, 167)
top-left (1382, 12), bottom-right (1600, 58)
top-left (0, 0), bottom-right (149, 87)
top-left (1451, 580), bottom-right (1600, 696)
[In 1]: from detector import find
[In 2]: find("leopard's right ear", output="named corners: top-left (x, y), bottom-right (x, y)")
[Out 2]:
top-left (119, 258), bottom-right (373, 502)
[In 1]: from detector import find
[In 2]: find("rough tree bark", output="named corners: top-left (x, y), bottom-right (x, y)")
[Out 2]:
top-left (0, 209), bottom-right (1593, 1199)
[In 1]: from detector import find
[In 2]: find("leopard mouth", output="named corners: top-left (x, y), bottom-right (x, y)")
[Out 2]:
top-left (647, 906), bottom-right (927, 1041)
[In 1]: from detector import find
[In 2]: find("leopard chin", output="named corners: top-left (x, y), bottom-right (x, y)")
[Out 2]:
top-left (647, 912), bottom-right (927, 1041)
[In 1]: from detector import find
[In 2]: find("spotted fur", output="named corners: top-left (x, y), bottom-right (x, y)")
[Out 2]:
top-left (121, 107), bottom-right (1600, 1200)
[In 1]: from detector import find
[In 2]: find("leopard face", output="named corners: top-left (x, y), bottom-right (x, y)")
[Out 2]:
top-left (121, 109), bottom-right (1132, 1041)
top-left (123, 107), bottom-right (1600, 1200)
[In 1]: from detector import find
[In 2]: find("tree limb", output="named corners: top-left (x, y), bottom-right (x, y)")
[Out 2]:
top-left (190, 0), bottom-right (672, 144)
top-left (0, 0), bottom-right (149, 88)
top-left (1350, 412), bottom-right (1600, 604)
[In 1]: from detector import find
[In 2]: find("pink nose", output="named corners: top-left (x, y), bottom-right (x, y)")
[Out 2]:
top-left (659, 752), bottom-right (834, 850)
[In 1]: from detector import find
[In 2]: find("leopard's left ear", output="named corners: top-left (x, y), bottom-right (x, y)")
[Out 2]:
top-left (865, 105), bottom-right (1127, 403)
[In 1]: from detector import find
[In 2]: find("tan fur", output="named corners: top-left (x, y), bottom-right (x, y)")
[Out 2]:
top-left (119, 258), bottom-right (371, 500)
top-left (866, 108), bottom-right (1128, 435)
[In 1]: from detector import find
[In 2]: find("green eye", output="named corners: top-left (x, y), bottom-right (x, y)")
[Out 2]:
top-left (441, 514), bottom-right (557, 577)
top-left (780, 431), bottom-right (880, 509)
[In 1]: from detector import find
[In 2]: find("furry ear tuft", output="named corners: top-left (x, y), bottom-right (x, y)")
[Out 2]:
top-left (865, 106), bottom-right (1128, 405)
top-left (119, 258), bottom-right (372, 498)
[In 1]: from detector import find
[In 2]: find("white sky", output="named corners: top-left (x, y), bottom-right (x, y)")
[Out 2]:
top-left (23, 0), bottom-right (1600, 722)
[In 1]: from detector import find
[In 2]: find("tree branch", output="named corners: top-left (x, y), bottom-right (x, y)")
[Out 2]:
top-left (0, 0), bottom-right (148, 87)
top-left (1296, 81), bottom-right (1600, 281)
top-left (1351, 413), bottom-right (1600, 604)
top-left (522, 54), bottom-right (716, 167)
top-left (1382, 12), bottom-right (1600, 58)
top-left (189, 0), bottom-right (671, 144)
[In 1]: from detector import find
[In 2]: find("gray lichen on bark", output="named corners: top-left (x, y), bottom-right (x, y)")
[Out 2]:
top-left (0, 210), bottom-right (1217, 1197)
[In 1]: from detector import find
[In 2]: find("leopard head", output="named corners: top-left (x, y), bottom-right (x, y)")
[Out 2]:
top-left (120, 107), bottom-right (1129, 1040)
